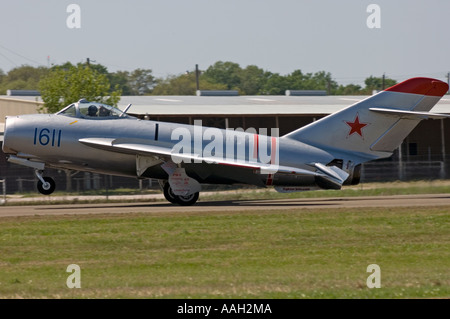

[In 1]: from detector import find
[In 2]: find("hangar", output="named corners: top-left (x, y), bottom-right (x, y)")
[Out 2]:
top-left (1, 93), bottom-right (450, 193)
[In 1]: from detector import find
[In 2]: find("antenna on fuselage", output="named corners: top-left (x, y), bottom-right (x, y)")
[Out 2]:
top-left (121, 104), bottom-right (132, 117)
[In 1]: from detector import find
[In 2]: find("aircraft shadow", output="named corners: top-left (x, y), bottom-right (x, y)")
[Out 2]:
top-left (38, 198), bottom-right (336, 210)
top-left (37, 194), bottom-right (450, 211)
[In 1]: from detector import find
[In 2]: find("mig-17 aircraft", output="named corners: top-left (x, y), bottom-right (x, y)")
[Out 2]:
top-left (2, 77), bottom-right (449, 205)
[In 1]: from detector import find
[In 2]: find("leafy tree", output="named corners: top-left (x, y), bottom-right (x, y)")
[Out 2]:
top-left (87, 63), bottom-right (108, 75)
top-left (39, 64), bottom-right (121, 113)
top-left (0, 60), bottom-right (403, 98)
top-left (238, 65), bottom-right (269, 95)
top-left (109, 71), bottom-right (132, 95)
top-left (203, 61), bottom-right (242, 90)
top-left (152, 74), bottom-right (193, 95)
top-left (45, 62), bottom-right (155, 96)
top-left (128, 69), bottom-right (155, 95)
top-left (260, 69), bottom-right (339, 95)
top-left (364, 75), bottom-right (397, 92)
top-left (50, 61), bottom-right (75, 71)
top-left (310, 71), bottom-right (338, 93)
top-left (262, 73), bottom-right (290, 95)
top-left (0, 65), bottom-right (49, 94)
top-left (286, 70), bottom-right (306, 89)
top-left (286, 70), bottom-right (338, 93)
top-left (152, 72), bottom-right (227, 95)
top-left (335, 84), bottom-right (363, 95)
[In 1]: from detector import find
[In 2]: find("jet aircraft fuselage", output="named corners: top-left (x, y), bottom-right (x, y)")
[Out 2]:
top-left (3, 77), bottom-right (449, 205)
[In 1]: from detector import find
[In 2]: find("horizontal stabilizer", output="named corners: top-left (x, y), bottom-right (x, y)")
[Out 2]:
top-left (313, 163), bottom-right (349, 183)
top-left (369, 108), bottom-right (450, 120)
top-left (311, 163), bottom-right (349, 190)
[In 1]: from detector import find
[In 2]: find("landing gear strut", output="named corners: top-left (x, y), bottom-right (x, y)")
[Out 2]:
top-left (35, 170), bottom-right (56, 195)
top-left (163, 182), bottom-right (199, 206)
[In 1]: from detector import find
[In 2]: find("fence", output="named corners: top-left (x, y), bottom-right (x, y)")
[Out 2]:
top-left (1, 158), bottom-right (449, 195)
top-left (361, 160), bottom-right (446, 182)
top-left (0, 179), bottom-right (5, 204)
top-left (0, 165), bottom-right (156, 194)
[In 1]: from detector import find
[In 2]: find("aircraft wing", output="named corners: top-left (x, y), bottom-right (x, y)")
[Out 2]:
top-left (79, 137), bottom-right (174, 157)
top-left (79, 137), bottom-right (349, 187)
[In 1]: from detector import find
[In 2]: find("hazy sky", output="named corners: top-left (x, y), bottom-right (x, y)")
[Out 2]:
top-left (1, 0), bottom-right (449, 85)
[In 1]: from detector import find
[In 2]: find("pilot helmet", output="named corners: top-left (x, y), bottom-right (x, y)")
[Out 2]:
top-left (88, 105), bottom-right (98, 116)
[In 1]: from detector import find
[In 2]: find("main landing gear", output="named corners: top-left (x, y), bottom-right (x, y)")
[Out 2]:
top-left (35, 170), bottom-right (56, 195)
top-left (163, 182), bottom-right (199, 206)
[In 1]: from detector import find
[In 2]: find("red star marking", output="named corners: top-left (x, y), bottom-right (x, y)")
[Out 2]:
top-left (345, 114), bottom-right (368, 138)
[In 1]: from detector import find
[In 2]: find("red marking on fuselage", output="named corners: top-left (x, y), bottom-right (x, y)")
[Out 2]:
top-left (271, 137), bottom-right (277, 164)
top-left (253, 134), bottom-right (259, 160)
top-left (266, 174), bottom-right (274, 186)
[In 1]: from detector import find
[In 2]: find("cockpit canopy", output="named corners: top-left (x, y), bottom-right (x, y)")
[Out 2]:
top-left (56, 99), bottom-right (129, 119)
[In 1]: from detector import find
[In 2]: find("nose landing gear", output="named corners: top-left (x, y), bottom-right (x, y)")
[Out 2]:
top-left (35, 170), bottom-right (56, 195)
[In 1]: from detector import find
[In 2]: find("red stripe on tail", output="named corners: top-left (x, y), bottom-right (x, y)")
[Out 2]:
top-left (385, 77), bottom-right (448, 97)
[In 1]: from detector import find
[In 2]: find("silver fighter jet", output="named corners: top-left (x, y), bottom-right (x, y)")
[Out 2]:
top-left (2, 77), bottom-right (449, 205)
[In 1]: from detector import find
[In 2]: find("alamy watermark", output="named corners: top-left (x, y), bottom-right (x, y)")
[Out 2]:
top-left (66, 264), bottom-right (81, 288)
top-left (366, 4), bottom-right (381, 29)
top-left (366, 264), bottom-right (381, 288)
top-left (66, 4), bottom-right (81, 29)
top-left (66, 4), bottom-right (381, 30)
top-left (170, 120), bottom-right (280, 174)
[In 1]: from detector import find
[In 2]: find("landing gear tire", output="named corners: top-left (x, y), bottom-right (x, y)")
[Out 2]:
top-left (163, 182), bottom-right (199, 206)
top-left (175, 192), bottom-right (199, 206)
top-left (163, 182), bottom-right (178, 204)
top-left (37, 177), bottom-right (56, 195)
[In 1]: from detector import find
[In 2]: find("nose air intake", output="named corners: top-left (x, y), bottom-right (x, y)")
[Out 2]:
top-left (2, 116), bottom-right (16, 154)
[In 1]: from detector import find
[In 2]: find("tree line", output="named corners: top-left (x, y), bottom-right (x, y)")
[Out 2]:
top-left (0, 61), bottom-right (397, 111)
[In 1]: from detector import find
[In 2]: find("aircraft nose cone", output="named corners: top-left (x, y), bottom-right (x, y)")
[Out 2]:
top-left (2, 116), bottom-right (17, 154)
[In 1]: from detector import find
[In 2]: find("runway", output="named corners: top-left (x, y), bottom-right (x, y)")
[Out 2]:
top-left (1, 193), bottom-right (450, 217)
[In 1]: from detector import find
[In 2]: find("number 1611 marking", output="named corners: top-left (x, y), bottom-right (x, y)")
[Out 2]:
top-left (34, 128), bottom-right (62, 147)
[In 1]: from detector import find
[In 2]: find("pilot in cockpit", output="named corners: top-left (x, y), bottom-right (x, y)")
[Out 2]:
top-left (87, 105), bottom-right (98, 117)
top-left (99, 106), bottom-right (111, 117)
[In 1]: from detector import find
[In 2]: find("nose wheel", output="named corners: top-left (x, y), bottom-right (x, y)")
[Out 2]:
top-left (35, 170), bottom-right (56, 195)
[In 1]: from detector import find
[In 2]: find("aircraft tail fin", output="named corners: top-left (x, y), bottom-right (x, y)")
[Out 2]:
top-left (283, 77), bottom-right (449, 160)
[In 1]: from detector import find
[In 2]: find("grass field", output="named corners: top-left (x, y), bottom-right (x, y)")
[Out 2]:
top-left (0, 205), bottom-right (448, 298)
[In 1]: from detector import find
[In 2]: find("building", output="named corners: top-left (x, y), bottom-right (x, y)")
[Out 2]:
top-left (1, 94), bottom-right (450, 193)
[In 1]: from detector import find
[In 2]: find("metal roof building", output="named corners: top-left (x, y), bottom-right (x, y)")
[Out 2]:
top-left (119, 95), bottom-right (355, 116)
top-left (2, 94), bottom-right (450, 116)
top-left (118, 95), bottom-right (450, 116)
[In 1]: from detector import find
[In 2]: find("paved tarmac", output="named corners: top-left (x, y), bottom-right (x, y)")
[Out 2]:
top-left (1, 193), bottom-right (450, 218)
